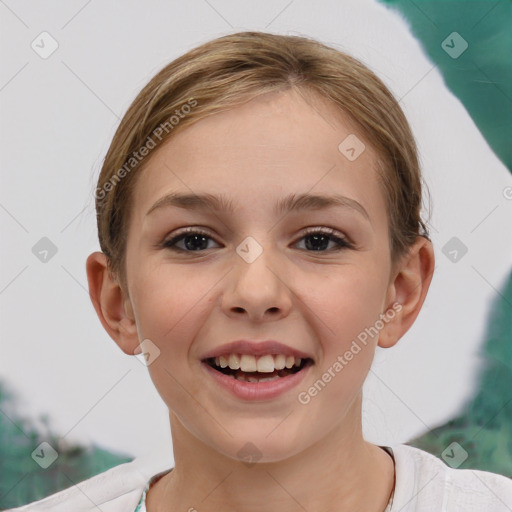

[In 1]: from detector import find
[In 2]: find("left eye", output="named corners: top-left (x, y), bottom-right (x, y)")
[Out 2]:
top-left (296, 228), bottom-right (352, 252)
top-left (162, 227), bottom-right (352, 253)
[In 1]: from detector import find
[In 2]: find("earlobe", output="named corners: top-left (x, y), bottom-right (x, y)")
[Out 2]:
top-left (85, 252), bottom-right (140, 355)
top-left (378, 237), bottom-right (435, 349)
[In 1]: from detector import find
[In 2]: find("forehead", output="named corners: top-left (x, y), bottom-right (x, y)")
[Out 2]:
top-left (131, 88), bottom-right (387, 229)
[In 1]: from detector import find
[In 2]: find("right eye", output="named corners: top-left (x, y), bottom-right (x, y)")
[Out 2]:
top-left (162, 228), bottom-right (221, 252)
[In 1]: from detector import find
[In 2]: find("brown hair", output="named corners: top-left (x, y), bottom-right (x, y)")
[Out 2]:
top-left (94, 31), bottom-right (430, 293)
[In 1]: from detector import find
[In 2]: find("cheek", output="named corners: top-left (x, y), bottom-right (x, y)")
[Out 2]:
top-left (130, 260), bottom-right (214, 340)
top-left (294, 269), bottom-right (385, 419)
top-left (129, 264), bottom-right (218, 390)
top-left (303, 264), bottom-right (387, 350)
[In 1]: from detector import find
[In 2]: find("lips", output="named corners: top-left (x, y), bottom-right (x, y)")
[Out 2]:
top-left (200, 340), bottom-right (314, 399)
top-left (200, 340), bottom-right (314, 361)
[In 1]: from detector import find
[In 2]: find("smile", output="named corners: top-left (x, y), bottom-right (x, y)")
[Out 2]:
top-left (202, 353), bottom-right (314, 400)
top-left (206, 354), bottom-right (311, 382)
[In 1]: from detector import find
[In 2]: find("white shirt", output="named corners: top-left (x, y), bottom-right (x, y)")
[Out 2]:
top-left (7, 444), bottom-right (512, 511)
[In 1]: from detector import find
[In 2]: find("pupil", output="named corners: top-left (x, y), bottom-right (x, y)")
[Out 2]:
top-left (305, 234), bottom-right (328, 251)
top-left (184, 235), bottom-right (208, 251)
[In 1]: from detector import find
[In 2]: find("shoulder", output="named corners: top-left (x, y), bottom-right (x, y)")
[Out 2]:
top-left (5, 459), bottom-right (157, 512)
top-left (390, 444), bottom-right (512, 511)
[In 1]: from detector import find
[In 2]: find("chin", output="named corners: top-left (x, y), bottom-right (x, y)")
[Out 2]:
top-left (210, 425), bottom-right (310, 465)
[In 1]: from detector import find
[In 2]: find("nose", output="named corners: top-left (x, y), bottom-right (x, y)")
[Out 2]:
top-left (221, 238), bottom-right (293, 322)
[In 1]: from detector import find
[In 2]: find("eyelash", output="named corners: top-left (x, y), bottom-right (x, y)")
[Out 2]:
top-left (161, 226), bottom-right (353, 253)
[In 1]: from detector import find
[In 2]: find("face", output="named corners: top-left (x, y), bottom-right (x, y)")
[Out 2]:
top-left (122, 88), bottom-right (396, 462)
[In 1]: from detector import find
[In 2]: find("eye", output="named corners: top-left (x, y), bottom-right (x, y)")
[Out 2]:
top-left (162, 226), bottom-right (352, 253)
top-left (162, 227), bottom-right (219, 252)
top-left (295, 227), bottom-right (352, 252)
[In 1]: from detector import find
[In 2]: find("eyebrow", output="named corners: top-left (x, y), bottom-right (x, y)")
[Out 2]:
top-left (146, 191), bottom-right (370, 221)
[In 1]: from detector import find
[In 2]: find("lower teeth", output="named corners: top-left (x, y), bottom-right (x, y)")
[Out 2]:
top-left (226, 372), bottom-right (282, 383)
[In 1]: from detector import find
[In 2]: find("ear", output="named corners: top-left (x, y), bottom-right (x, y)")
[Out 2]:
top-left (85, 251), bottom-right (140, 355)
top-left (378, 236), bottom-right (435, 348)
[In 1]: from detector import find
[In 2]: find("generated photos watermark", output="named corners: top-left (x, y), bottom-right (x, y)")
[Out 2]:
top-left (94, 98), bottom-right (197, 200)
top-left (297, 301), bottom-right (402, 405)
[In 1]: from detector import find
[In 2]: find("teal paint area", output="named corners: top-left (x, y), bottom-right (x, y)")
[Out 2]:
top-left (408, 267), bottom-right (512, 476)
top-left (381, 0), bottom-right (512, 476)
top-left (381, 0), bottom-right (512, 172)
top-left (0, 381), bottom-right (133, 509)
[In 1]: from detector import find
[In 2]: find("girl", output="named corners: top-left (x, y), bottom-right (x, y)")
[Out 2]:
top-left (12, 31), bottom-right (511, 511)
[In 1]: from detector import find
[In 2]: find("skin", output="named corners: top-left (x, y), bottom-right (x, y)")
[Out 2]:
top-left (86, 88), bottom-right (435, 511)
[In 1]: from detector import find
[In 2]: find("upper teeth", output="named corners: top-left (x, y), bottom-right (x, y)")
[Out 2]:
top-left (214, 354), bottom-right (302, 373)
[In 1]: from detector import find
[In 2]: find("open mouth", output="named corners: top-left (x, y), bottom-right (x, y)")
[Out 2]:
top-left (204, 355), bottom-right (314, 383)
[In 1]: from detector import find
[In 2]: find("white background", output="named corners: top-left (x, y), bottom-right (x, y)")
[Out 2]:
top-left (1, 0), bottom-right (511, 470)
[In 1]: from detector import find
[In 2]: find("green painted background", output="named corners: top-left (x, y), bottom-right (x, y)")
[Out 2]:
top-left (382, 0), bottom-right (512, 172)
top-left (381, 0), bottom-right (512, 481)
top-left (1, 1), bottom-right (511, 508)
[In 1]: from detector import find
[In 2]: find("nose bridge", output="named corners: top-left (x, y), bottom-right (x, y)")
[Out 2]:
top-left (234, 234), bottom-right (278, 288)
top-left (223, 233), bottom-right (291, 319)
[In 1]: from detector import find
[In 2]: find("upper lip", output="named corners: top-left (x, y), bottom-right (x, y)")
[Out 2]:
top-left (201, 340), bottom-right (314, 361)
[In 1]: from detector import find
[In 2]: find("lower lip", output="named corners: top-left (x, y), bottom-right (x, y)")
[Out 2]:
top-left (201, 361), bottom-right (311, 401)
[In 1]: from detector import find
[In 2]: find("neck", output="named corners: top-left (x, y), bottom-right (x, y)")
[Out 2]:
top-left (147, 400), bottom-right (395, 512)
